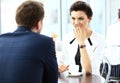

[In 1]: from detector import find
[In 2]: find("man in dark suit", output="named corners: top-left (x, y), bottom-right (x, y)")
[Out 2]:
top-left (0, 1), bottom-right (58, 83)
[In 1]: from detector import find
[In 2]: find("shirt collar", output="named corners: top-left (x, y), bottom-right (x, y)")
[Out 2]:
top-left (14, 26), bottom-right (31, 33)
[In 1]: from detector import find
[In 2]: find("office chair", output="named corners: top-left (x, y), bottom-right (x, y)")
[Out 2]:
top-left (109, 77), bottom-right (120, 83)
top-left (103, 45), bottom-right (120, 83)
top-left (108, 65), bottom-right (120, 83)
top-left (100, 56), bottom-right (111, 83)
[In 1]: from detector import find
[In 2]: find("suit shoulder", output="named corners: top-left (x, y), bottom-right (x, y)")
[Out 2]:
top-left (31, 33), bottom-right (54, 44)
top-left (35, 33), bottom-right (53, 41)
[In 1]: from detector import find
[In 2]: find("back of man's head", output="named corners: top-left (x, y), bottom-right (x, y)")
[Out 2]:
top-left (15, 1), bottom-right (44, 29)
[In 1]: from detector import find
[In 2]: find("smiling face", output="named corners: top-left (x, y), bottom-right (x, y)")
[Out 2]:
top-left (70, 11), bottom-right (92, 29)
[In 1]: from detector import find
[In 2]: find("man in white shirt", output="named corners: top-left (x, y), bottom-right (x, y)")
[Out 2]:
top-left (106, 9), bottom-right (120, 77)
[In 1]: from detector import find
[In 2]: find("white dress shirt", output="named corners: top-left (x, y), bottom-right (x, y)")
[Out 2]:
top-left (106, 22), bottom-right (120, 65)
top-left (59, 31), bottom-right (105, 76)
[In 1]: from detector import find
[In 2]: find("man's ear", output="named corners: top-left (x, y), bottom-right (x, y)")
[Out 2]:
top-left (37, 20), bottom-right (42, 29)
top-left (37, 20), bottom-right (43, 33)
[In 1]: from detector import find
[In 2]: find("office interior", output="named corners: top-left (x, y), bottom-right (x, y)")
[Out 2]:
top-left (0, 0), bottom-right (120, 40)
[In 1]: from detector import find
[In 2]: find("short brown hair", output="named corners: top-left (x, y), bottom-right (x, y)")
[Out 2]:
top-left (70, 1), bottom-right (93, 18)
top-left (15, 1), bottom-right (44, 29)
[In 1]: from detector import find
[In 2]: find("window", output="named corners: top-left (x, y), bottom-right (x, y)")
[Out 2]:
top-left (0, 0), bottom-right (120, 40)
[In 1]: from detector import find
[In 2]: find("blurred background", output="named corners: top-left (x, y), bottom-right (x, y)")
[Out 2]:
top-left (0, 0), bottom-right (120, 40)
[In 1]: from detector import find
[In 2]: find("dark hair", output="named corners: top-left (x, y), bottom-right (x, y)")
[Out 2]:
top-left (70, 1), bottom-right (93, 18)
top-left (15, 1), bottom-right (44, 29)
top-left (118, 9), bottom-right (120, 18)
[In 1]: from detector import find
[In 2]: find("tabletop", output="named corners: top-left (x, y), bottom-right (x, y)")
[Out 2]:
top-left (58, 74), bottom-right (102, 83)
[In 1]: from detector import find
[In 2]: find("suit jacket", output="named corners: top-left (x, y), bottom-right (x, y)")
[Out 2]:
top-left (0, 26), bottom-right (58, 83)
